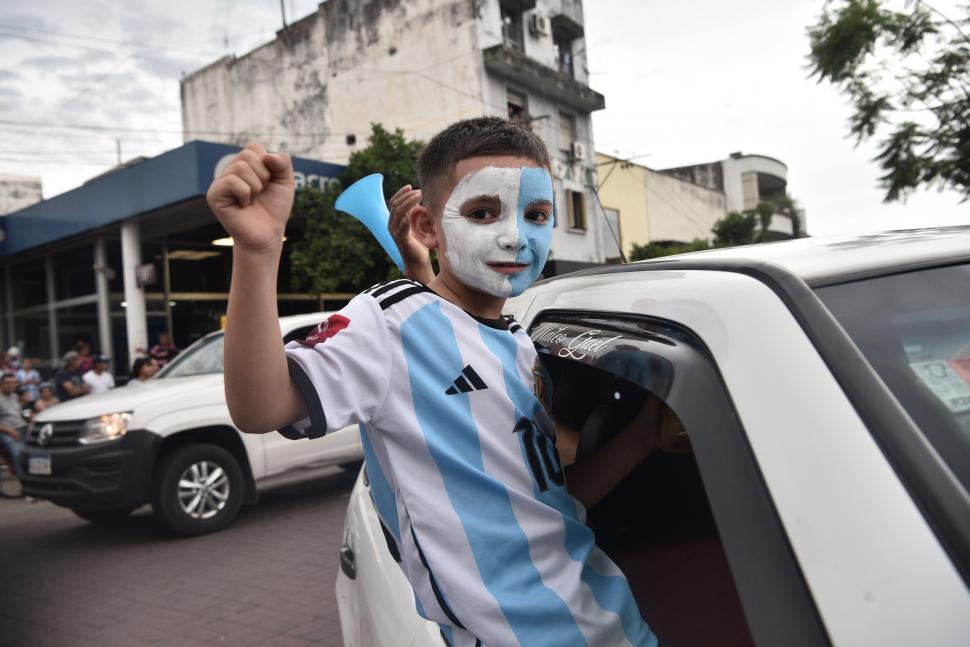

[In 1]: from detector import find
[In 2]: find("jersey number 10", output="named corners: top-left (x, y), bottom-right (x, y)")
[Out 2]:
top-left (513, 417), bottom-right (564, 492)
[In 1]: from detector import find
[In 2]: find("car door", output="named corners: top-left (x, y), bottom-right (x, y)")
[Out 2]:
top-left (516, 266), bottom-right (970, 645)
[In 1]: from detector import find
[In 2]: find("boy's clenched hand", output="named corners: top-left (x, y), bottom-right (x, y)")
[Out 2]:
top-left (206, 142), bottom-right (295, 253)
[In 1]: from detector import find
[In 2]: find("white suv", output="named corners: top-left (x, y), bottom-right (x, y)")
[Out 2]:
top-left (19, 313), bottom-right (362, 535)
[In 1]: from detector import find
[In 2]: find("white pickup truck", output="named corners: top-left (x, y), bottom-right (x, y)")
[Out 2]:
top-left (19, 313), bottom-right (362, 535)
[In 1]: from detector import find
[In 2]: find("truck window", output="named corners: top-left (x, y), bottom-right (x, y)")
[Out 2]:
top-left (529, 313), bottom-right (826, 646)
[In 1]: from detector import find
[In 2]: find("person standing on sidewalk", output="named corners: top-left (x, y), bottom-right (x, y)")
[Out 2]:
top-left (0, 373), bottom-right (27, 493)
top-left (54, 351), bottom-right (90, 402)
top-left (82, 355), bottom-right (116, 394)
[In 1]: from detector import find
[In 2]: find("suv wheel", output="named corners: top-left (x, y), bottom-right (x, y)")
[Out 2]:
top-left (72, 508), bottom-right (134, 523)
top-left (152, 443), bottom-right (243, 536)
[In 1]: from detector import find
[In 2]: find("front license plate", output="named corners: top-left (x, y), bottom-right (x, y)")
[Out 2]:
top-left (28, 454), bottom-right (51, 476)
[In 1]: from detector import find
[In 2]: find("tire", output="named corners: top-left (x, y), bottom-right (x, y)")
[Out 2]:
top-left (72, 508), bottom-right (133, 523)
top-left (338, 460), bottom-right (364, 472)
top-left (152, 443), bottom-right (244, 536)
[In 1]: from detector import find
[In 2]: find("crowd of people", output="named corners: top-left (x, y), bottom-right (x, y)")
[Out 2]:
top-left (0, 334), bottom-right (178, 497)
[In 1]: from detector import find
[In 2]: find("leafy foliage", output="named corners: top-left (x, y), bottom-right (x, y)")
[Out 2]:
top-left (712, 211), bottom-right (759, 247)
top-left (629, 239), bottom-right (711, 261)
top-left (807, 0), bottom-right (970, 201)
top-left (288, 125), bottom-right (425, 294)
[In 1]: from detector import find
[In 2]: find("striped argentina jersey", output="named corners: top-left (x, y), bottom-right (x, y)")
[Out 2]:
top-left (283, 279), bottom-right (657, 647)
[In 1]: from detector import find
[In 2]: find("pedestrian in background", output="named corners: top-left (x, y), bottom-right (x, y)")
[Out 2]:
top-left (54, 351), bottom-right (90, 402)
top-left (75, 340), bottom-right (94, 374)
top-left (127, 357), bottom-right (158, 387)
top-left (17, 385), bottom-right (38, 423)
top-left (150, 332), bottom-right (179, 367)
top-left (34, 383), bottom-right (59, 413)
top-left (0, 373), bottom-right (27, 490)
top-left (3, 347), bottom-right (21, 372)
top-left (15, 357), bottom-right (41, 400)
top-left (82, 355), bottom-right (115, 394)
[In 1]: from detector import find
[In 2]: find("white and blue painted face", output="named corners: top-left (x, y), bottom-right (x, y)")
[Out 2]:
top-left (441, 165), bottom-right (554, 298)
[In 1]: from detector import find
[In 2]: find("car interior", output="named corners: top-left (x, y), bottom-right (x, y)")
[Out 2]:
top-left (543, 351), bottom-right (755, 647)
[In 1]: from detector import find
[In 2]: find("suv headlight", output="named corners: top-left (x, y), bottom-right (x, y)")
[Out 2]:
top-left (79, 413), bottom-right (132, 445)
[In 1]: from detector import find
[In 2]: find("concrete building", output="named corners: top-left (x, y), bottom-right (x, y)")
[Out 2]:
top-left (180, 0), bottom-right (610, 274)
top-left (0, 141), bottom-right (344, 375)
top-left (661, 153), bottom-right (801, 239)
top-left (0, 175), bottom-right (42, 216)
top-left (596, 153), bottom-right (727, 258)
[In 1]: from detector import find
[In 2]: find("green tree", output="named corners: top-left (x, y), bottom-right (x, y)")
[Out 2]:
top-left (288, 125), bottom-right (425, 294)
top-left (712, 211), bottom-right (759, 247)
top-left (807, 0), bottom-right (970, 201)
top-left (629, 239), bottom-right (710, 261)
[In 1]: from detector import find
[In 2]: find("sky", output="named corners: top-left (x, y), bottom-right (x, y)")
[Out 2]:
top-left (0, 0), bottom-right (966, 236)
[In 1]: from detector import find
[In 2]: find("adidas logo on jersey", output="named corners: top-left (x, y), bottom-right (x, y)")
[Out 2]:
top-left (445, 365), bottom-right (488, 395)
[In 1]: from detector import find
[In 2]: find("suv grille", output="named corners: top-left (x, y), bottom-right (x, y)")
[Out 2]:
top-left (26, 420), bottom-right (85, 447)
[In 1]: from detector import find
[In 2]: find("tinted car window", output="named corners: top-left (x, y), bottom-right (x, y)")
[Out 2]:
top-left (528, 313), bottom-right (829, 646)
top-left (158, 334), bottom-right (224, 378)
top-left (816, 263), bottom-right (970, 493)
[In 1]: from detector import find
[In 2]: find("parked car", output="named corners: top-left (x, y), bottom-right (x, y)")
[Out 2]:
top-left (19, 313), bottom-right (363, 535)
top-left (336, 227), bottom-right (970, 646)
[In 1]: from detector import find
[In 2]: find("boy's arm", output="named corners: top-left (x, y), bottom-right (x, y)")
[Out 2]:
top-left (562, 397), bottom-right (687, 509)
top-left (206, 143), bottom-right (306, 434)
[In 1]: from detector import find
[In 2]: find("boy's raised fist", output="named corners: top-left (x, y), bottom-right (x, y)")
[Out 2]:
top-left (206, 142), bottom-right (296, 253)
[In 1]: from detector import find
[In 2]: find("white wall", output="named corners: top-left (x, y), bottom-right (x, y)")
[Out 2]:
top-left (720, 154), bottom-right (788, 213)
top-left (644, 170), bottom-right (726, 243)
top-left (181, 0), bottom-right (484, 163)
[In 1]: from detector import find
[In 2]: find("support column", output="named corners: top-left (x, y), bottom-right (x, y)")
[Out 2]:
top-left (2, 265), bottom-right (12, 352)
top-left (93, 238), bottom-right (114, 360)
top-left (45, 255), bottom-right (59, 365)
top-left (121, 222), bottom-right (148, 362)
top-left (162, 241), bottom-right (173, 339)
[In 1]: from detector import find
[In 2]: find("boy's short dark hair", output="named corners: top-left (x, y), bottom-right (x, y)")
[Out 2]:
top-left (418, 117), bottom-right (551, 211)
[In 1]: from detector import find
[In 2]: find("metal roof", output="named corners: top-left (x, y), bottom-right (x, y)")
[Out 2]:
top-left (0, 140), bottom-right (343, 257)
top-left (627, 225), bottom-right (970, 284)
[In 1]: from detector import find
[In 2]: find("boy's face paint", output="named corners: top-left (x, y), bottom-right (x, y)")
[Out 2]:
top-left (441, 165), bottom-right (554, 297)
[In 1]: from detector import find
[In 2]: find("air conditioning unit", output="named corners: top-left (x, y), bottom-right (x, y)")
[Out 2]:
top-left (529, 14), bottom-right (549, 37)
top-left (570, 141), bottom-right (586, 160)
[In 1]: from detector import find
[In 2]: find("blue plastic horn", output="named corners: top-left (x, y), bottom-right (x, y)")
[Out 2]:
top-left (334, 173), bottom-right (405, 273)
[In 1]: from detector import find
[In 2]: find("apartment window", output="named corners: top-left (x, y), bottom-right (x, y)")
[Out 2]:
top-left (559, 112), bottom-right (576, 153)
top-left (508, 89), bottom-right (528, 128)
top-left (565, 190), bottom-right (587, 230)
top-left (501, 4), bottom-right (525, 52)
top-left (554, 31), bottom-right (575, 78)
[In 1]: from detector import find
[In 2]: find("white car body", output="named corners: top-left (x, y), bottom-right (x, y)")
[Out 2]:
top-left (20, 313), bottom-right (362, 533)
top-left (337, 227), bottom-right (970, 646)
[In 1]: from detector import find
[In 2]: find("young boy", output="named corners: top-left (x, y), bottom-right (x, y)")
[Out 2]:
top-left (207, 117), bottom-right (669, 646)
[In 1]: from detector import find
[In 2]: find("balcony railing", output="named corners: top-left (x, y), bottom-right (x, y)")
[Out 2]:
top-left (483, 44), bottom-right (605, 113)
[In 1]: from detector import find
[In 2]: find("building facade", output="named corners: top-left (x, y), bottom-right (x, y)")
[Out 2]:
top-left (596, 153), bottom-right (727, 257)
top-left (597, 151), bottom-right (804, 257)
top-left (180, 0), bottom-right (610, 272)
top-left (661, 153), bottom-right (802, 239)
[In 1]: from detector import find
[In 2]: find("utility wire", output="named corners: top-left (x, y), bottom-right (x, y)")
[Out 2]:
top-left (588, 183), bottom-right (626, 263)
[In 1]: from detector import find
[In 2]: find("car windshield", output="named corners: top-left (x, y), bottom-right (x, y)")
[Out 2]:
top-left (815, 263), bottom-right (970, 492)
top-left (157, 333), bottom-right (224, 378)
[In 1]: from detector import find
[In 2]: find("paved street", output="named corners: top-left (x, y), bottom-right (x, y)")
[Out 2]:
top-left (0, 468), bottom-right (357, 647)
